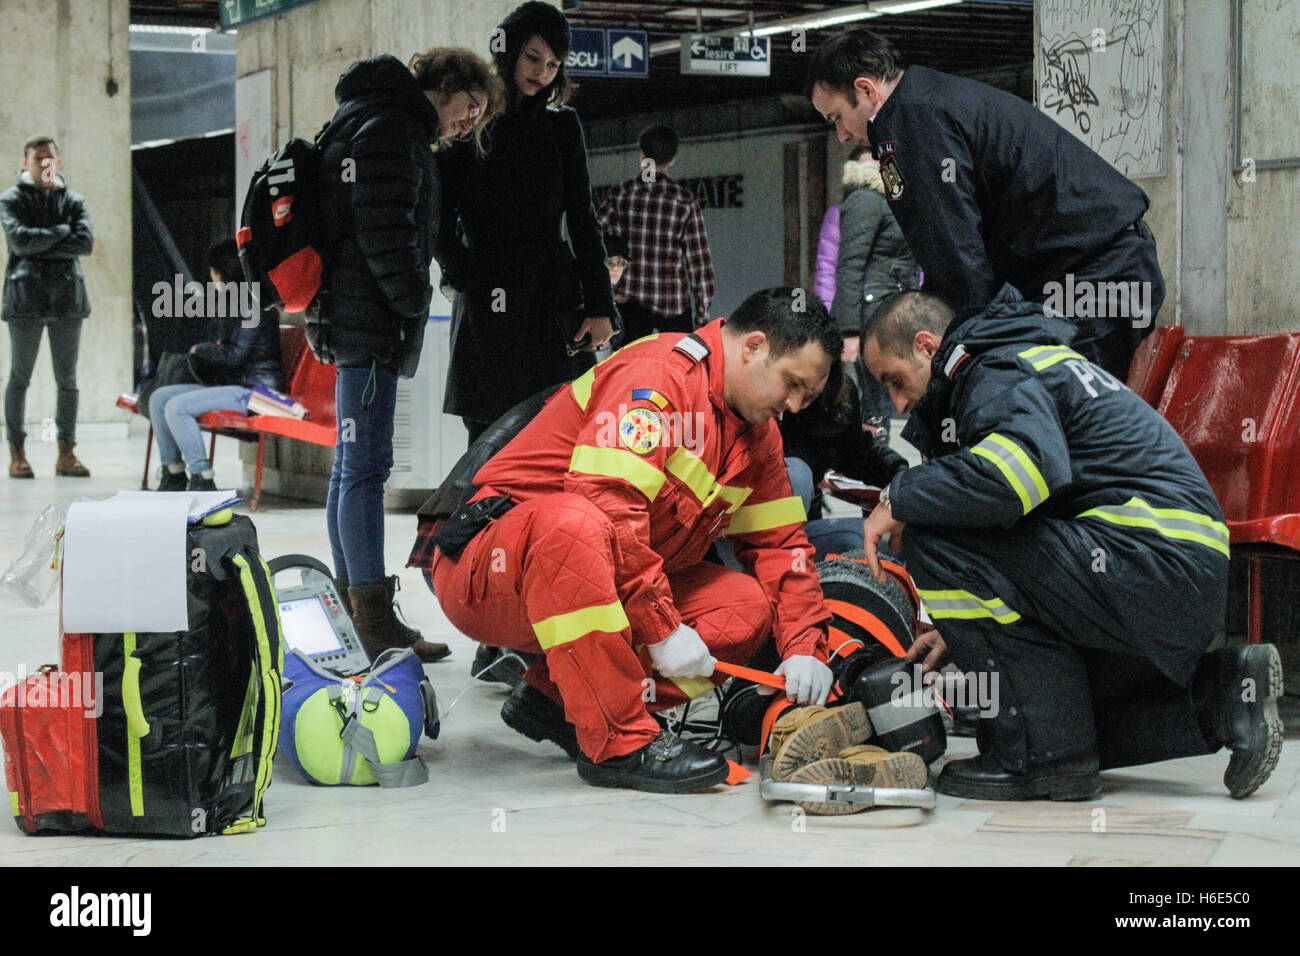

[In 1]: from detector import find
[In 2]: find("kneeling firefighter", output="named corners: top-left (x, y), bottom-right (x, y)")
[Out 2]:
top-left (411, 289), bottom-right (847, 794)
top-left (861, 286), bottom-right (1283, 800)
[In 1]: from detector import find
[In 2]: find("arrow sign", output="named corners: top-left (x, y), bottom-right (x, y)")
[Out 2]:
top-left (607, 29), bottom-right (650, 77)
top-left (611, 35), bottom-right (642, 68)
top-left (680, 34), bottom-right (771, 77)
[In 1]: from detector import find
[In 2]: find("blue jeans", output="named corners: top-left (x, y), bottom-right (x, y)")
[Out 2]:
top-left (326, 363), bottom-right (397, 586)
top-left (786, 456), bottom-right (866, 561)
top-left (148, 383), bottom-right (250, 473)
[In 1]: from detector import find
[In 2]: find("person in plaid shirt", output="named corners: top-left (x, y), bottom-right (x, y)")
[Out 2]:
top-left (596, 125), bottom-right (715, 342)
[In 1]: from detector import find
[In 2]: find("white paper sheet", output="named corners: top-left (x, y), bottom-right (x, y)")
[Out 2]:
top-left (60, 490), bottom-right (237, 633)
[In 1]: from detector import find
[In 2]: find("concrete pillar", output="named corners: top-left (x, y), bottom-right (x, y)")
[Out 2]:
top-left (0, 0), bottom-right (133, 437)
top-left (1179, 0), bottom-right (1232, 335)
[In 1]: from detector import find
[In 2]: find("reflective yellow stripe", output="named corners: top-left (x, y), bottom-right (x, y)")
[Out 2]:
top-left (1018, 344), bottom-right (1086, 371)
top-left (571, 367), bottom-right (596, 411)
top-left (725, 495), bottom-right (807, 536)
top-left (569, 445), bottom-right (666, 501)
top-left (11, 790), bottom-right (20, 817)
top-left (124, 632), bottom-right (144, 817)
top-left (664, 447), bottom-right (752, 513)
top-left (971, 432), bottom-right (1049, 514)
top-left (1078, 496), bottom-right (1231, 557)
top-left (668, 675), bottom-right (715, 699)
top-left (533, 600), bottom-right (631, 650)
top-left (916, 588), bottom-right (1022, 624)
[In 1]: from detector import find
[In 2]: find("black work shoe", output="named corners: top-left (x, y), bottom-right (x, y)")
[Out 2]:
top-left (937, 749), bottom-right (1101, 801)
top-left (186, 474), bottom-right (218, 492)
top-left (501, 682), bottom-right (579, 760)
top-left (577, 733), bottom-right (729, 794)
top-left (1198, 644), bottom-right (1284, 799)
top-left (156, 469), bottom-right (188, 492)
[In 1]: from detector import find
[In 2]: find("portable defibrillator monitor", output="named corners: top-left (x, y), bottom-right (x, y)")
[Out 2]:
top-left (275, 581), bottom-right (371, 676)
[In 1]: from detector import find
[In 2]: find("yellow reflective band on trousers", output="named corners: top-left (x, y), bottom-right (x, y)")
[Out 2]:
top-left (533, 600), bottom-right (631, 650)
top-left (724, 496), bottom-right (807, 536)
top-left (1078, 496), bottom-right (1231, 557)
top-left (123, 632), bottom-right (144, 817)
top-left (916, 588), bottom-right (1022, 624)
top-left (669, 675), bottom-right (716, 699)
top-left (1019, 344), bottom-right (1086, 371)
top-left (665, 447), bottom-right (752, 513)
top-left (569, 445), bottom-right (667, 501)
top-left (971, 433), bottom-right (1049, 514)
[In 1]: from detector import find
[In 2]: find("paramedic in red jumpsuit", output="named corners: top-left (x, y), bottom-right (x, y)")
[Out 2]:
top-left (427, 288), bottom-right (841, 793)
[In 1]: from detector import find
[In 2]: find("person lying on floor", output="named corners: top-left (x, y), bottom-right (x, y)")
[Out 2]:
top-left (149, 239), bottom-right (283, 492)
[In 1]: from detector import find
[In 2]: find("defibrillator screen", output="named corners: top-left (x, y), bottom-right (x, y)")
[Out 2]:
top-left (278, 597), bottom-right (344, 656)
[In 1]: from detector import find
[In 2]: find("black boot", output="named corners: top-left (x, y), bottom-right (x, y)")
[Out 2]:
top-left (577, 733), bottom-right (729, 794)
top-left (156, 467), bottom-right (188, 492)
top-left (349, 579), bottom-right (451, 664)
top-left (501, 682), bottom-right (579, 759)
top-left (186, 474), bottom-right (217, 492)
top-left (937, 749), bottom-right (1101, 801)
top-left (472, 643), bottom-right (533, 687)
top-left (1193, 644), bottom-right (1284, 799)
top-left (335, 575), bottom-right (351, 616)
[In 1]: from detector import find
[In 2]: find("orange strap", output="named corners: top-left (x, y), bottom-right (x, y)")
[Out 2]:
top-left (825, 599), bottom-right (906, 658)
top-left (725, 760), bottom-right (752, 785)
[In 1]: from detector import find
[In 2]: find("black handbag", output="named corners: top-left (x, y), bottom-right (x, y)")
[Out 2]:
top-left (136, 350), bottom-right (202, 421)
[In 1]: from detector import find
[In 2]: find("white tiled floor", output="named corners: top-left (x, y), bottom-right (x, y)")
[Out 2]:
top-left (0, 430), bottom-right (1296, 866)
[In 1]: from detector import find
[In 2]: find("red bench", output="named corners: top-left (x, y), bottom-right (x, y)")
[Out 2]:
top-left (116, 326), bottom-right (338, 509)
top-left (1140, 330), bottom-right (1300, 644)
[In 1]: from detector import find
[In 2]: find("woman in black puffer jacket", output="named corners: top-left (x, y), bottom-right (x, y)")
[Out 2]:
top-left (311, 47), bottom-right (502, 664)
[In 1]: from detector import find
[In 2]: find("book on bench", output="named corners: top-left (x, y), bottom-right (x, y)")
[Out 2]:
top-left (247, 384), bottom-right (307, 419)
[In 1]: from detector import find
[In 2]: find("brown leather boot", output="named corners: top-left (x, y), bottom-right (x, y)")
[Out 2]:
top-left (8, 439), bottom-right (33, 479)
top-left (335, 575), bottom-right (352, 615)
top-left (55, 438), bottom-right (90, 477)
top-left (349, 576), bottom-right (450, 664)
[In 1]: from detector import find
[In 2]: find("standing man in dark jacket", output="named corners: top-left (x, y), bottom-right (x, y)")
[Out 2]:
top-left (0, 136), bottom-right (94, 478)
top-left (312, 48), bottom-right (500, 663)
top-left (861, 288), bottom-right (1282, 801)
top-left (807, 29), bottom-right (1162, 381)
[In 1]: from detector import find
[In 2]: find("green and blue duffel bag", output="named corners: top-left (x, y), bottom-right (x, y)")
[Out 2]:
top-left (280, 648), bottom-right (439, 787)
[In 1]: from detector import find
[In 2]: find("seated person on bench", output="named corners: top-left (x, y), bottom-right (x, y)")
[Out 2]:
top-left (149, 239), bottom-right (283, 492)
top-left (861, 286), bottom-right (1282, 801)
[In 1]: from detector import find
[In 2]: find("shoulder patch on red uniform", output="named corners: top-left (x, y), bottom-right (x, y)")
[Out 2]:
top-left (672, 333), bottom-right (710, 363)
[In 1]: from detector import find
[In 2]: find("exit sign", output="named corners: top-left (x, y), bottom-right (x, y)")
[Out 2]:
top-left (219, 0), bottom-right (322, 29)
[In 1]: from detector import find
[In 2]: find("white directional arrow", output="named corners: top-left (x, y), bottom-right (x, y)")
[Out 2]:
top-left (611, 35), bottom-right (644, 68)
top-left (691, 40), bottom-right (706, 56)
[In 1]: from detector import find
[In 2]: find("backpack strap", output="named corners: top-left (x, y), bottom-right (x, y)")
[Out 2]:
top-left (339, 703), bottom-right (430, 788)
top-left (222, 547), bottom-right (286, 833)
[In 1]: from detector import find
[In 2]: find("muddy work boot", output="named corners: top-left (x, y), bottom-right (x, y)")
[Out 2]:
top-left (1194, 643), bottom-right (1284, 799)
top-left (577, 733), bottom-right (729, 794)
top-left (349, 577), bottom-right (450, 664)
top-left (8, 439), bottom-right (33, 479)
top-left (768, 702), bottom-right (873, 782)
top-left (54, 438), bottom-right (90, 477)
top-left (788, 744), bottom-right (930, 815)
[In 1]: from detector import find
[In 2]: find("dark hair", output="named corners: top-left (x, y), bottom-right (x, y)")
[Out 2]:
top-left (862, 289), bottom-right (953, 358)
top-left (638, 124), bottom-right (678, 166)
top-left (23, 135), bottom-right (58, 157)
top-left (494, 1), bottom-right (574, 109)
top-left (207, 239), bottom-right (242, 284)
top-left (728, 287), bottom-right (843, 365)
top-left (409, 46), bottom-right (506, 154)
top-left (805, 29), bottom-right (903, 98)
top-left (602, 233), bottom-right (630, 260)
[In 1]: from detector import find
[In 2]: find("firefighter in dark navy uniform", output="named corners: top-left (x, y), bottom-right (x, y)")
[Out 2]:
top-left (860, 288), bottom-right (1282, 801)
top-left (807, 28), bottom-right (1163, 382)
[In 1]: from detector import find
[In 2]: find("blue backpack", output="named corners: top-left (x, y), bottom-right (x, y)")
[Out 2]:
top-left (279, 647), bottom-right (439, 787)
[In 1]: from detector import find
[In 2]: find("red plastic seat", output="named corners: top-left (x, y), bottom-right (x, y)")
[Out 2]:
top-left (1155, 332), bottom-right (1300, 643)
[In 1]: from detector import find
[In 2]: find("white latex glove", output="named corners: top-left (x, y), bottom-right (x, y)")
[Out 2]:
top-left (755, 655), bottom-right (832, 706)
top-left (648, 623), bottom-right (716, 680)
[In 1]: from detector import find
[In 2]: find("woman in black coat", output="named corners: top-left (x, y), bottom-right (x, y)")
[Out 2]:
top-left (438, 1), bottom-right (617, 441)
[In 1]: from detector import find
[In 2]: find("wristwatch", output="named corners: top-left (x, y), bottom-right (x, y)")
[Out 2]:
top-left (879, 482), bottom-right (892, 513)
